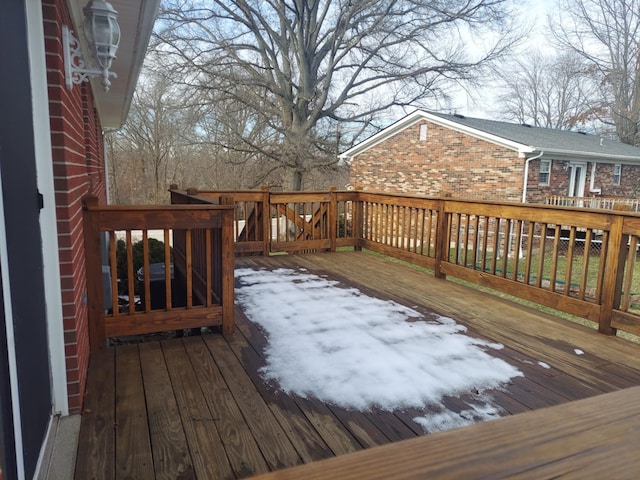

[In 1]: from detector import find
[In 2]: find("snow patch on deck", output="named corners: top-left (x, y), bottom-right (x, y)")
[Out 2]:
top-left (235, 267), bottom-right (523, 433)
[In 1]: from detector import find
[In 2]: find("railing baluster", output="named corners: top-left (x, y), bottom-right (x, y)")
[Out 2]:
top-left (490, 218), bottom-right (500, 275)
top-left (501, 219), bottom-right (510, 279)
top-left (512, 220), bottom-right (522, 281)
top-left (524, 222), bottom-right (534, 285)
top-left (126, 231), bottom-right (135, 315)
top-left (564, 226), bottom-right (577, 296)
top-left (186, 229), bottom-right (193, 308)
top-left (109, 231), bottom-right (118, 316)
top-left (549, 225), bottom-right (560, 293)
top-left (480, 216), bottom-right (488, 273)
top-left (142, 230), bottom-right (151, 313)
top-left (579, 229), bottom-right (592, 300)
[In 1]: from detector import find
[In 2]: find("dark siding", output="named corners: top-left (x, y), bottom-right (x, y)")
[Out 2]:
top-left (0, 0), bottom-right (53, 478)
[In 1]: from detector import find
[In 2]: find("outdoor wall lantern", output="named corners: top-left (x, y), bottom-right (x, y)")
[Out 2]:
top-left (63, 0), bottom-right (120, 92)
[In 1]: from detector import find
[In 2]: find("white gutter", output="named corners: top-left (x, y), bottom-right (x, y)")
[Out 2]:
top-left (522, 151), bottom-right (544, 203)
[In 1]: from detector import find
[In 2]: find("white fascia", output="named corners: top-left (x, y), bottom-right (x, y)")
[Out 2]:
top-left (340, 110), bottom-right (535, 160)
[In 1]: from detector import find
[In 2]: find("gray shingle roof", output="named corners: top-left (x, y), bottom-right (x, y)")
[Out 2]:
top-left (428, 111), bottom-right (640, 161)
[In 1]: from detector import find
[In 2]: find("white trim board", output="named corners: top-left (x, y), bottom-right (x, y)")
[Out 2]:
top-left (26, 0), bottom-right (68, 417)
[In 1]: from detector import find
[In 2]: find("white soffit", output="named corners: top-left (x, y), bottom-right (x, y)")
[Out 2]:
top-left (67, 0), bottom-right (160, 129)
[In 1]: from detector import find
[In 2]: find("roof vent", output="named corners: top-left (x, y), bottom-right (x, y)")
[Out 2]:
top-left (453, 113), bottom-right (465, 119)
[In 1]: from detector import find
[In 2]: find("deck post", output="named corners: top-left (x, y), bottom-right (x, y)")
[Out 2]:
top-left (329, 186), bottom-right (337, 252)
top-left (261, 185), bottom-right (270, 256)
top-left (220, 195), bottom-right (236, 335)
top-left (353, 192), bottom-right (363, 251)
top-left (598, 211), bottom-right (627, 334)
top-left (434, 196), bottom-right (449, 279)
top-left (82, 195), bottom-right (107, 352)
top-left (186, 187), bottom-right (199, 204)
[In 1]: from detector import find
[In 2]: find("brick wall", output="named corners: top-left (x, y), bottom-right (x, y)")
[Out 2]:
top-left (349, 120), bottom-right (640, 203)
top-left (43, 0), bottom-right (106, 413)
top-left (527, 160), bottom-right (640, 202)
top-left (349, 120), bottom-right (525, 201)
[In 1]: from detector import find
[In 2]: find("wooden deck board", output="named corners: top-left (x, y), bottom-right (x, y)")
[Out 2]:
top-left (138, 342), bottom-right (194, 479)
top-left (223, 317), bottom-right (346, 462)
top-left (161, 339), bottom-right (235, 480)
top-left (76, 251), bottom-right (640, 479)
top-left (115, 345), bottom-right (154, 479)
top-left (250, 387), bottom-right (640, 480)
top-left (202, 335), bottom-right (303, 471)
top-left (74, 349), bottom-right (115, 480)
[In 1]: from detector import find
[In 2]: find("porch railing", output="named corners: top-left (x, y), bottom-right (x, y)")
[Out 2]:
top-left (546, 195), bottom-right (640, 212)
top-left (171, 186), bottom-right (640, 340)
top-left (83, 196), bottom-right (235, 352)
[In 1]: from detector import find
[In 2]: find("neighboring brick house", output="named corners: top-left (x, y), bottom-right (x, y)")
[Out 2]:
top-left (342, 110), bottom-right (640, 203)
top-left (0, 1), bottom-right (157, 478)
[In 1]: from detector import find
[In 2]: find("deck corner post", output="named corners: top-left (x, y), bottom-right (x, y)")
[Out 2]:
top-left (329, 186), bottom-right (337, 252)
top-left (262, 185), bottom-right (271, 256)
top-left (186, 187), bottom-right (199, 203)
top-left (598, 214), bottom-right (626, 335)
top-left (82, 197), bottom-right (107, 353)
top-left (220, 195), bottom-right (235, 335)
top-left (434, 197), bottom-right (448, 279)
top-left (82, 195), bottom-right (99, 210)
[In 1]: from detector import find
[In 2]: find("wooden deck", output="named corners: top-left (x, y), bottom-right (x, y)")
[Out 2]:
top-left (75, 251), bottom-right (640, 479)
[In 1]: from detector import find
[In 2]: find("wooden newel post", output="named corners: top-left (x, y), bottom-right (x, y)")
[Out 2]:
top-left (261, 185), bottom-right (271, 256)
top-left (220, 195), bottom-right (235, 336)
top-left (353, 191), bottom-right (363, 251)
top-left (598, 213), bottom-right (626, 335)
top-left (329, 186), bottom-right (337, 252)
top-left (186, 187), bottom-right (198, 204)
top-left (82, 195), bottom-right (107, 352)
top-left (434, 195), bottom-right (450, 279)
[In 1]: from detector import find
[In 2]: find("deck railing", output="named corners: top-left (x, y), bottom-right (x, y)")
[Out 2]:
top-left (171, 186), bottom-right (640, 339)
top-left (83, 196), bottom-right (235, 352)
top-left (546, 195), bottom-right (640, 211)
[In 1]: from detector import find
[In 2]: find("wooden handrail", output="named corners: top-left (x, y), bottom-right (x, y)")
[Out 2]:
top-left (169, 187), bottom-right (640, 340)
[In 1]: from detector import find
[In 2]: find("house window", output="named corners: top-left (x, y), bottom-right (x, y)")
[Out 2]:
top-left (539, 159), bottom-right (551, 185)
top-left (419, 124), bottom-right (428, 141)
top-left (613, 164), bottom-right (621, 185)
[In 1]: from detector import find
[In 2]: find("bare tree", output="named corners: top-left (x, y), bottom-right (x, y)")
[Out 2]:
top-left (155, 0), bottom-right (523, 189)
top-left (496, 50), bottom-right (599, 129)
top-left (551, 0), bottom-right (640, 144)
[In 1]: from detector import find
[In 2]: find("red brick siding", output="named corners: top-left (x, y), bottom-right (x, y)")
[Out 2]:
top-left (527, 160), bottom-right (640, 202)
top-left (525, 159), bottom-right (571, 203)
top-left (44, 0), bottom-right (107, 413)
top-left (349, 121), bottom-right (525, 201)
top-left (349, 120), bottom-right (640, 203)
